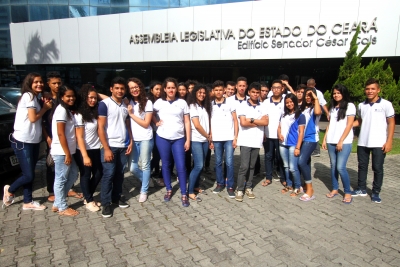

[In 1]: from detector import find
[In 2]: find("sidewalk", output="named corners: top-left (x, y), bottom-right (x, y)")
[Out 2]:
top-left (319, 121), bottom-right (400, 138)
top-left (1, 148), bottom-right (399, 266)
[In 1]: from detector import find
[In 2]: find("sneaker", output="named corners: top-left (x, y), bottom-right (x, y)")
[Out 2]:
top-left (311, 152), bottom-right (320, 157)
top-left (351, 189), bottom-right (367, 197)
top-left (118, 196), bottom-right (129, 208)
top-left (149, 178), bottom-right (155, 188)
top-left (245, 188), bottom-right (255, 199)
top-left (235, 190), bottom-right (243, 202)
top-left (138, 193), bottom-right (147, 203)
top-left (213, 185), bottom-right (225, 194)
top-left (273, 170), bottom-right (281, 181)
top-left (102, 205), bottom-right (112, 218)
top-left (371, 193), bottom-right (381, 203)
top-left (2, 185), bottom-right (14, 208)
top-left (22, 201), bottom-right (47, 210)
top-left (227, 188), bottom-right (235, 198)
top-left (86, 201), bottom-right (100, 212)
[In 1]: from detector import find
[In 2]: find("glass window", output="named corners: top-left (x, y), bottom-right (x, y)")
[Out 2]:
top-left (179, 0), bottom-right (189, 6)
top-left (0, 30), bottom-right (11, 59)
top-left (129, 6), bottom-right (148, 12)
top-left (69, 5), bottom-right (89, 17)
top-left (90, 6), bottom-right (110, 16)
top-left (69, 0), bottom-right (89, 4)
top-left (28, 0), bottom-right (48, 4)
top-left (10, 0), bottom-right (27, 4)
top-left (11, 6), bottom-right (28, 23)
top-left (29, 5), bottom-right (49, 21)
top-left (0, 1), bottom-right (10, 5)
top-left (189, 0), bottom-right (209, 6)
top-left (129, 0), bottom-right (147, 6)
top-left (169, 0), bottom-right (180, 7)
top-left (110, 6), bottom-right (128, 13)
top-left (49, 0), bottom-right (67, 4)
top-left (49, 5), bottom-right (69, 19)
top-left (111, 0), bottom-right (128, 6)
top-left (0, 6), bottom-right (10, 29)
top-left (89, 0), bottom-right (110, 6)
top-left (149, 0), bottom-right (167, 7)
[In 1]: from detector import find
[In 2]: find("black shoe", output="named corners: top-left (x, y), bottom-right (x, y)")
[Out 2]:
top-left (102, 205), bottom-right (112, 218)
top-left (114, 196), bottom-right (129, 208)
top-left (227, 188), bottom-right (235, 198)
top-left (213, 185), bottom-right (225, 194)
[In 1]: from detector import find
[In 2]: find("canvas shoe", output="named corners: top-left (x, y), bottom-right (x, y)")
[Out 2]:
top-left (235, 190), bottom-right (243, 202)
top-left (245, 188), bottom-right (255, 199)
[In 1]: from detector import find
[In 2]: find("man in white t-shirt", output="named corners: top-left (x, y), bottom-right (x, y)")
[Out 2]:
top-left (351, 78), bottom-right (395, 203)
top-left (226, 77), bottom-right (249, 113)
top-left (98, 77), bottom-right (133, 218)
top-left (224, 81), bottom-right (236, 98)
top-left (235, 82), bottom-right (268, 202)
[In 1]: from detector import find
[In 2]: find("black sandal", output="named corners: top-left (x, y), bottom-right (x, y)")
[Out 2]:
top-left (164, 191), bottom-right (172, 202)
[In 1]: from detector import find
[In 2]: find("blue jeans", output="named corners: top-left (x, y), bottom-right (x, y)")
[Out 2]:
top-left (101, 147), bottom-right (127, 206)
top-left (264, 138), bottom-right (284, 181)
top-left (298, 141), bottom-right (317, 183)
top-left (213, 140), bottom-right (234, 188)
top-left (156, 134), bottom-right (187, 195)
top-left (129, 139), bottom-right (154, 194)
top-left (279, 145), bottom-right (301, 189)
top-left (327, 143), bottom-right (352, 194)
top-left (357, 146), bottom-right (386, 194)
top-left (9, 137), bottom-right (40, 203)
top-left (53, 155), bottom-right (79, 211)
top-left (188, 141), bottom-right (209, 194)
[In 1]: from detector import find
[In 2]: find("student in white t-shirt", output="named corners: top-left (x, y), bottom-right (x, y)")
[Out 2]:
top-left (278, 94), bottom-right (306, 197)
top-left (3, 73), bottom-right (52, 210)
top-left (153, 77), bottom-right (191, 207)
top-left (351, 78), bottom-right (395, 203)
top-left (187, 84), bottom-right (212, 202)
top-left (51, 85), bottom-right (80, 216)
top-left (126, 78), bottom-right (154, 203)
top-left (74, 84), bottom-right (102, 212)
top-left (322, 84), bottom-right (356, 204)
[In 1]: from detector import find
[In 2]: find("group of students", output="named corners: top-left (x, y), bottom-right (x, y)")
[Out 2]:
top-left (2, 72), bottom-right (395, 218)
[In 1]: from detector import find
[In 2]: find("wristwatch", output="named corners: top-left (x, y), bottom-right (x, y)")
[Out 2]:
top-left (250, 118), bottom-right (255, 123)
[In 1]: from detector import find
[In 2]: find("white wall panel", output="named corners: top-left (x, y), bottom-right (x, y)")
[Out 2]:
top-left (40, 20), bottom-right (61, 64)
top-left (24, 21), bottom-right (42, 64)
top-left (78, 16), bottom-right (100, 63)
top-left (142, 10), bottom-right (168, 62)
top-left (59, 18), bottom-right (80, 64)
top-left (99, 15), bottom-right (121, 63)
top-left (120, 12), bottom-right (144, 62)
top-left (167, 7), bottom-right (194, 61)
top-left (10, 23), bottom-right (26, 65)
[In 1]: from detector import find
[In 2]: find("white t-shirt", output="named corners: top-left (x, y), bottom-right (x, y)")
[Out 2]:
top-left (190, 103), bottom-right (210, 142)
top-left (74, 113), bottom-right (100, 150)
top-left (357, 98), bottom-right (395, 147)
top-left (153, 98), bottom-right (189, 140)
top-left (98, 97), bottom-right (129, 148)
top-left (315, 89), bottom-right (327, 106)
top-left (211, 98), bottom-right (236, 141)
top-left (226, 95), bottom-right (249, 118)
top-left (13, 92), bottom-right (42, 143)
top-left (264, 97), bottom-right (285, 139)
top-left (51, 105), bottom-right (77, 155)
top-left (237, 100), bottom-right (267, 148)
top-left (326, 103), bottom-right (356, 144)
top-left (129, 99), bottom-right (153, 141)
top-left (279, 113), bottom-right (306, 146)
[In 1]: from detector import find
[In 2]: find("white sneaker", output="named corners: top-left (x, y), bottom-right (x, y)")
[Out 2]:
top-left (149, 179), bottom-right (155, 188)
top-left (22, 201), bottom-right (46, 210)
top-left (2, 185), bottom-right (15, 208)
top-left (139, 193), bottom-right (148, 203)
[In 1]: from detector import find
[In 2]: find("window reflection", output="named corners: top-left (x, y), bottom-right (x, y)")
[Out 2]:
top-left (48, 0), bottom-right (67, 4)
top-left (189, 0), bottom-right (209, 6)
top-left (129, 0), bottom-right (148, 7)
top-left (69, 0), bottom-right (89, 4)
top-left (49, 5), bottom-right (69, 19)
top-left (111, 0), bottom-right (128, 6)
top-left (111, 6), bottom-right (128, 13)
top-left (29, 5), bottom-right (49, 21)
top-left (129, 6), bottom-right (148, 12)
top-left (90, 0), bottom-right (111, 6)
top-left (10, 0), bottom-right (27, 4)
top-left (149, 0), bottom-right (168, 7)
top-left (0, 29), bottom-right (11, 58)
top-left (90, 6), bottom-right (110, 15)
top-left (69, 5), bottom-right (89, 17)
top-left (11, 5), bottom-right (28, 23)
top-left (28, 0), bottom-right (48, 4)
top-left (0, 6), bottom-right (10, 30)
top-left (0, 0), bottom-right (10, 5)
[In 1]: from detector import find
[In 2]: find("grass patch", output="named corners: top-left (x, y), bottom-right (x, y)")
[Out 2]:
top-left (318, 130), bottom-right (400, 155)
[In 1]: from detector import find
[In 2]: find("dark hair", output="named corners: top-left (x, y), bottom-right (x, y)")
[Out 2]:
top-left (329, 84), bottom-right (351, 121)
top-left (248, 82), bottom-right (261, 91)
top-left (185, 79), bottom-right (198, 88)
top-left (283, 94), bottom-right (301, 119)
top-left (278, 74), bottom-right (289, 81)
top-left (127, 77), bottom-right (147, 113)
top-left (271, 79), bottom-right (283, 86)
top-left (226, 81), bottom-right (236, 87)
top-left (53, 84), bottom-right (77, 121)
top-left (187, 84), bottom-right (212, 120)
top-left (237, 76), bottom-right (247, 83)
top-left (77, 84), bottom-right (98, 123)
top-left (365, 78), bottom-right (380, 87)
top-left (148, 80), bottom-right (162, 103)
top-left (46, 71), bottom-right (61, 81)
top-left (110, 76), bottom-right (126, 88)
top-left (296, 84), bottom-right (307, 91)
top-left (300, 87), bottom-right (317, 113)
top-left (177, 82), bottom-right (188, 101)
top-left (161, 77), bottom-right (179, 100)
top-left (212, 80), bottom-right (224, 89)
top-left (21, 72), bottom-right (42, 101)
top-left (260, 82), bottom-right (268, 88)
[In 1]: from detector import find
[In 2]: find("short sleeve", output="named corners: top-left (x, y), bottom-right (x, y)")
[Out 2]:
top-left (298, 114), bottom-right (306, 125)
top-left (55, 106), bottom-right (68, 123)
top-left (229, 101), bottom-right (236, 113)
top-left (237, 105), bottom-right (245, 117)
top-left (190, 104), bottom-right (199, 118)
top-left (98, 101), bottom-right (108, 117)
top-left (153, 99), bottom-right (161, 112)
top-left (23, 93), bottom-right (37, 109)
top-left (183, 101), bottom-right (189, 115)
top-left (74, 113), bottom-right (84, 127)
top-left (261, 102), bottom-right (268, 116)
top-left (384, 101), bottom-right (395, 118)
top-left (145, 100), bottom-right (153, 113)
top-left (346, 103), bottom-right (356, 116)
top-left (316, 90), bottom-right (327, 106)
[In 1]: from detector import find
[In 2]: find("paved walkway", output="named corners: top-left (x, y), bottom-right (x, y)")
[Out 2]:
top-left (1, 148), bottom-right (400, 266)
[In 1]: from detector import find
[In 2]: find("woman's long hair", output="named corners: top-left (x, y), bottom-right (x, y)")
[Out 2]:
top-left (283, 93), bottom-right (301, 119)
top-left (187, 84), bottom-right (212, 119)
top-left (148, 81), bottom-right (162, 103)
top-left (161, 77), bottom-right (179, 100)
top-left (20, 72), bottom-right (42, 101)
top-left (177, 82), bottom-right (188, 102)
top-left (300, 87), bottom-right (317, 113)
top-left (127, 77), bottom-right (147, 114)
top-left (77, 84), bottom-right (98, 123)
top-left (328, 84), bottom-right (350, 121)
top-left (51, 84), bottom-right (77, 121)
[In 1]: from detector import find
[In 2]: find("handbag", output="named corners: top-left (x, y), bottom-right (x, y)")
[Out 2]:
top-left (46, 150), bottom-right (55, 167)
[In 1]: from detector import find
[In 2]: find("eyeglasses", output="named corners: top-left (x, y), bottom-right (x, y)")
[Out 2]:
top-left (271, 86), bottom-right (282, 90)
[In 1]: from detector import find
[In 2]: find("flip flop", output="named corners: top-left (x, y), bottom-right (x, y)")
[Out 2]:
top-left (261, 180), bottom-right (272, 187)
top-left (188, 194), bottom-right (202, 202)
top-left (67, 191), bottom-right (84, 199)
top-left (326, 192), bottom-right (339, 198)
top-left (342, 197), bottom-right (353, 204)
top-left (299, 194), bottom-right (316, 202)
